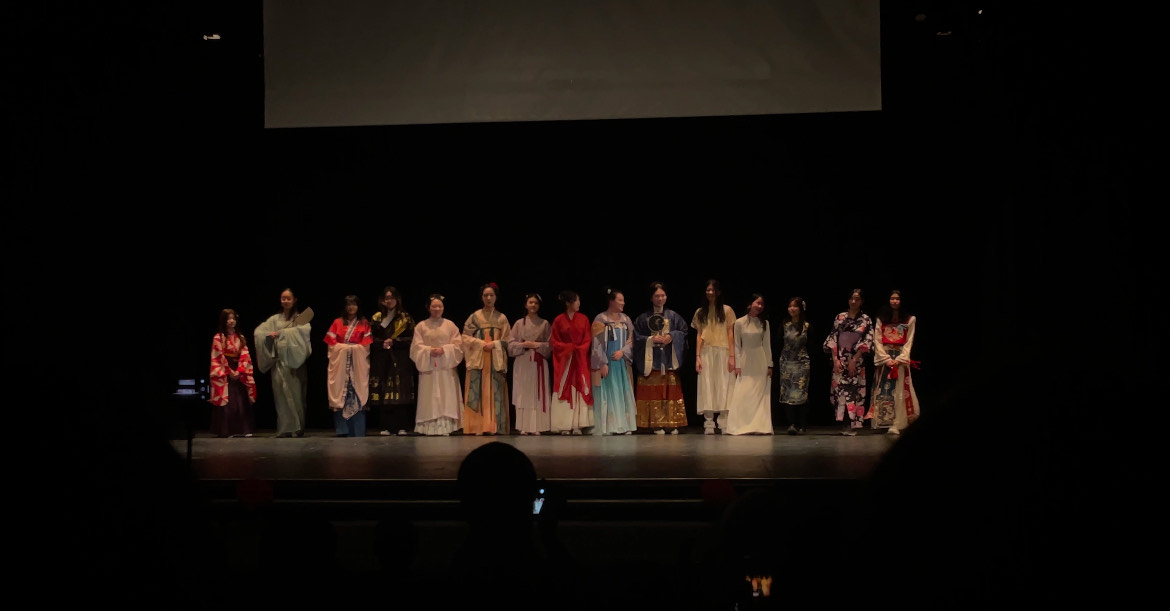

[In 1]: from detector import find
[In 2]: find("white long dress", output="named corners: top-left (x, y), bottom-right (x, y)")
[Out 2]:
top-left (410, 317), bottom-right (464, 435)
top-left (723, 315), bottom-right (774, 435)
top-left (508, 315), bottom-right (553, 434)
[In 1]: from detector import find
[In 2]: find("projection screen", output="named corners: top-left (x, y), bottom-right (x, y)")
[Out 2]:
top-left (263, 0), bottom-right (881, 128)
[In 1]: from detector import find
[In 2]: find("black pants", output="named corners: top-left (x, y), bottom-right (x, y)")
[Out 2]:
top-left (378, 403), bottom-right (416, 432)
top-left (783, 402), bottom-right (808, 430)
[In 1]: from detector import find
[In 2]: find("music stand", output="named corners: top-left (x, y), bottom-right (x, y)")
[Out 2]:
top-left (172, 378), bottom-right (209, 463)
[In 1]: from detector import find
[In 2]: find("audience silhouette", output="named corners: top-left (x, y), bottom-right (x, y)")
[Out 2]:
top-left (445, 441), bottom-right (580, 610)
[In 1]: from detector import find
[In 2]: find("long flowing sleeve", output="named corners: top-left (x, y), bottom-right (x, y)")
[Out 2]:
top-left (668, 310), bottom-right (688, 366)
top-left (493, 315), bottom-right (512, 372)
top-left (590, 314), bottom-right (607, 369)
top-left (259, 316), bottom-right (312, 370)
top-left (621, 314), bottom-right (634, 363)
top-left (253, 314), bottom-right (310, 371)
top-left (508, 319), bottom-right (552, 359)
top-left (507, 321), bottom-right (527, 358)
top-left (632, 313), bottom-right (650, 375)
top-left (859, 314), bottom-right (875, 354)
top-left (238, 340), bottom-right (257, 402)
top-left (535, 322), bottom-right (552, 359)
top-left (823, 315), bottom-right (840, 355)
top-left (209, 334), bottom-right (228, 406)
top-left (253, 318), bottom-right (276, 374)
top-left (413, 321), bottom-right (464, 372)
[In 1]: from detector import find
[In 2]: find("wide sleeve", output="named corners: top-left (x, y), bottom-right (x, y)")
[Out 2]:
top-left (535, 320), bottom-right (552, 359)
top-left (898, 317), bottom-right (916, 363)
top-left (275, 321), bottom-right (312, 369)
top-left (410, 327), bottom-right (431, 370)
top-left (323, 318), bottom-right (342, 346)
top-left (872, 319), bottom-right (891, 366)
top-left (238, 340), bottom-right (257, 402)
top-left (859, 314), bottom-right (875, 353)
top-left (497, 316), bottom-right (511, 350)
top-left (632, 313), bottom-right (650, 356)
top-left (357, 320), bottom-right (373, 347)
top-left (397, 312), bottom-right (416, 343)
top-left (590, 315), bottom-right (607, 369)
top-left (442, 321), bottom-right (465, 368)
top-left (253, 317), bottom-right (276, 374)
top-left (823, 316), bottom-right (839, 355)
top-left (210, 334), bottom-right (228, 383)
top-left (462, 313), bottom-right (484, 350)
top-left (507, 320), bottom-right (528, 358)
top-left (492, 315), bottom-right (512, 372)
top-left (550, 316), bottom-right (573, 358)
top-left (620, 315), bottom-right (634, 363)
top-left (668, 310), bottom-right (688, 365)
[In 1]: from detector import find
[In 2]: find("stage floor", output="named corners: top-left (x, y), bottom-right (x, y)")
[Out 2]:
top-left (175, 425), bottom-right (898, 482)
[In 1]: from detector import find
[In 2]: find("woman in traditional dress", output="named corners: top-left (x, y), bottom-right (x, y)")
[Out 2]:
top-left (632, 281), bottom-right (689, 434)
top-left (549, 290), bottom-right (594, 435)
top-left (208, 308), bottom-right (257, 437)
top-left (692, 279), bottom-right (736, 434)
top-left (508, 293), bottom-right (552, 435)
top-left (723, 294), bottom-right (773, 435)
top-left (590, 287), bottom-right (638, 436)
top-left (254, 288), bottom-right (312, 438)
top-left (867, 289), bottom-right (921, 435)
top-left (823, 288), bottom-right (874, 436)
top-left (410, 294), bottom-right (463, 435)
top-left (776, 297), bottom-right (812, 435)
top-left (369, 286), bottom-right (417, 436)
top-left (462, 282), bottom-right (512, 435)
top-left (324, 294), bottom-right (373, 438)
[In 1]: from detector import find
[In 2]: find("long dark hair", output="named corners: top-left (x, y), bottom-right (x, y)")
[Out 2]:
top-left (339, 294), bottom-right (367, 323)
top-left (877, 289), bottom-right (910, 325)
top-left (379, 286), bottom-right (404, 316)
top-left (696, 279), bottom-right (726, 327)
top-left (217, 308), bottom-right (247, 346)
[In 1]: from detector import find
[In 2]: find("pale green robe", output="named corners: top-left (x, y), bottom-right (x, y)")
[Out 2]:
top-left (254, 313), bottom-right (312, 434)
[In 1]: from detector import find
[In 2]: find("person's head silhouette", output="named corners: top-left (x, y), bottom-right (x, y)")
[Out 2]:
top-left (456, 441), bottom-right (538, 532)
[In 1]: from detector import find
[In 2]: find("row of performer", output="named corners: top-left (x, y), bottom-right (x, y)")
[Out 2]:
top-left (208, 281), bottom-right (920, 438)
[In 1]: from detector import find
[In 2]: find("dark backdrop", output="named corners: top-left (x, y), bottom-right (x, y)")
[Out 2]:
top-left (15, 2), bottom-right (1144, 436)
top-left (148, 1), bottom-right (987, 432)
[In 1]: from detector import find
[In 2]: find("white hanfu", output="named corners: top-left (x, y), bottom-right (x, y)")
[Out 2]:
top-left (410, 317), bottom-right (464, 435)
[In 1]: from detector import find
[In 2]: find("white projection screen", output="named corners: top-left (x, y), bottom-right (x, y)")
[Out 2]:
top-left (263, 0), bottom-right (881, 128)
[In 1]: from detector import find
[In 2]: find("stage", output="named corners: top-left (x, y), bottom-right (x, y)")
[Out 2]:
top-left (169, 426), bottom-right (897, 579)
